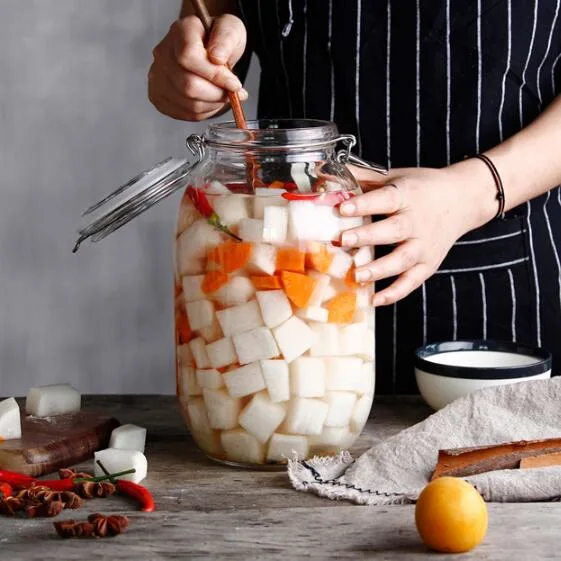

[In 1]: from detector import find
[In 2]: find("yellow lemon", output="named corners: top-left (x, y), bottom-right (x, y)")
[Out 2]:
top-left (415, 477), bottom-right (488, 553)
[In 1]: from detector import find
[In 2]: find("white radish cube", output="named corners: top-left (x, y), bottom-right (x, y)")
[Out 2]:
top-left (176, 219), bottom-right (222, 275)
top-left (254, 192), bottom-right (288, 219)
top-left (284, 398), bottom-right (328, 435)
top-left (267, 433), bottom-right (309, 462)
top-left (350, 394), bottom-right (373, 433)
top-left (180, 366), bottom-right (202, 396)
top-left (325, 357), bottom-right (364, 392)
top-left (0, 397), bottom-right (21, 440)
top-left (238, 218), bottom-right (264, 242)
top-left (209, 194), bottom-right (249, 227)
top-left (239, 392), bottom-right (286, 443)
top-left (353, 246), bottom-right (373, 268)
top-left (309, 323), bottom-right (340, 357)
top-left (189, 337), bottom-right (211, 369)
top-left (352, 309), bottom-right (369, 325)
top-left (327, 248), bottom-right (353, 279)
top-left (220, 428), bottom-right (265, 464)
top-left (181, 275), bottom-right (206, 302)
top-left (198, 317), bottom-right (223, 343)
top-left (185, 300), bottom-right (214, 332)
top-left (109, 424), bottom-right (147, 453)
top-left (308, 427), bottom-right (354, 451)
top-left (357, 362), bottom-right (375, 396)
top-left (213, 276), bottom-right (255, 307)
top-left (289, 357), bottom-right (326, 397)
top-left (338, 215), bottom-right (364, 233)
top-left (177, 344), bottom-right (193, 368)
top-left (195, 368), bottom-right (224, 390)
top-left (203, 388), bottom-right (241, 430)
top-left (263, 206), bottom-right (288, 244)
top-left (288, 202), bottom-right (341, 242)
top-left (206, 180), bottom-right (231, 194)
top-left (223, 362), bottom-right (266, 397)
top-left (272, 316), bottom-right (317, 363)
top-left (339, 323), bottom-right (367, 356)
top-left (216, 301), bottom-right (264, 337)
top-left (260, 359), bottom-right (290, 402)
top-left (296, 306), bottom-right (328, 323)
top-left (358, 329), bottom-right (375, 361)
top-left (248, 243), bottom-right (277, 275)
top-left (307, 272), bottom-right (332, 307)
top-left (324, 391), bottom-right (357, 427)
top-left (256, 290), bottom-right (292, 328)
top-left (94, 448), bottom-right (147, 484)
top-left (356, 287), bottom-right (372, 309)
top-left (321, 283), bottom-right (339, 303)
top-left (184, 397), bottom-right (222, 456)
top-left (177, 200), bottom-right (199, 237)
top-left (233, 327), bottom-right (280, 364)
top-left (25, 384), bottom-right (81, 418)
top-left (205, 337), bottom-right (237, 369)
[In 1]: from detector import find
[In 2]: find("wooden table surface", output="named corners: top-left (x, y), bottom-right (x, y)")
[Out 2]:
top-left (1, 395), bottom-right (560, 560)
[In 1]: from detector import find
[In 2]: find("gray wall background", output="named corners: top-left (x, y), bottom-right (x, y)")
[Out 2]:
top-left (0, 0), bottom-right (259, 395)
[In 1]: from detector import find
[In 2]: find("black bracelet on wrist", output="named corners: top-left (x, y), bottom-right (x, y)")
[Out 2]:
top-left (472, 153), bottom-right (506, 220)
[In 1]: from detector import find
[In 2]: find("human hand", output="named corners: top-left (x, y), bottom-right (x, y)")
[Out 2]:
top-left (341, 161), bottom-right (496, 306)
top-left (148, 14), bottom-right (248, 120)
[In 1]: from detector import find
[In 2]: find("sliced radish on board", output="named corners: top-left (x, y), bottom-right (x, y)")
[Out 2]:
top-left (25, 384), bottom-right (81, 418)
top-left (0, 397), bottom-right (21, 440)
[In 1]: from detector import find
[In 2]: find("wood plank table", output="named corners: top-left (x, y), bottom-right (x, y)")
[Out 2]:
top-left (1, 396), bottom-right (559, 560)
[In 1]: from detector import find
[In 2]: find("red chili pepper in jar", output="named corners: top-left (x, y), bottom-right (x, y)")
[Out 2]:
top-left (186, 186), bottom-right (241, 241)
top-left (281, 191), bottom-right (356, 206)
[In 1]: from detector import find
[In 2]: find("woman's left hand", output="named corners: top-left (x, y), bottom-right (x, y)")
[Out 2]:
top-left (341, 161), bottom-right (496, 306)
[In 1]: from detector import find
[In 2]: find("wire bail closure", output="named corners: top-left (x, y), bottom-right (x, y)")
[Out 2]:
top-left (336, 135), bottom-right (389, 175)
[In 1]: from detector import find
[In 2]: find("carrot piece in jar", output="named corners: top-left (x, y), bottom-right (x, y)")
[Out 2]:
top-left (175, 309), bottom-right (192, 344)
top-left (202, 271), bottom-right (229, 294)
top-left (276, 247), bottom-right (306, 272)
top-left (250, 275), bottom-right (283, 290)
top-left (207, 241), bottom-right (252, 273)
top-left (344, 266), bottom-right (362, 288)
top-left (326, 292), bottom-right (357, 323)
top-left (268, 180), bottom-right (285, 189)
top-left (280, 271), bottom-right (318, 308)
top-left (306, 243), bottom-right (334, 274)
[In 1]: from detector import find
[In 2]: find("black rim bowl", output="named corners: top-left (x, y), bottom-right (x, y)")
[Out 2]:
top-left (414, 340), bottom-right (552, 380)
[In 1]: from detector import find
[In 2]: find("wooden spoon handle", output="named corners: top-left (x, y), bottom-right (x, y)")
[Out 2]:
top-left (189, 0), bottom-right (247, 129)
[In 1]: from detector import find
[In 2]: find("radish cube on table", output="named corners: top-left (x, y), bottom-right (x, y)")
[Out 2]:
top-left (205, 337), bottom-right (237, 369)
top-left (203, 388), bottom-right (241, 430)
top-left (0, 397), bottom-right (21, 440)
top-left (223, 362), bottom-right (266, 397)
top-left (238, 392), bottom-right (286, 443)
top-left (267, 433), bottom-right (309, 462)
top-left (195, 368), bottom-right (224, 390)
top-left (109, 424), bottom-right (147, 453)
top-left (272, 316), bottom-right (317, 363)
top-left (325, 357), bottom-right (364, 392)
top-left (247, 243), bottom-right (277, 276)
top-left (213, 276), bottom-right (255, 307)
top-left (260, 359), bottom-right (290, 402)
top-left (324, 391), bottom-right (357, 427)
top-left (25, 384), bottom-right (81, 417)
top-left (209, 194), bottom-right (249, 227)
top-left (289, 357), bottom-right (326, 397)
top-left (232, 327), bottom-right (280, 364)
top-left (94, 448), bottom-right (148, 484)
top-left (181, 275), bottom-right (206, 302)
top-left (284, 397), bottom-right (329, 435)
top-left (180, 366), bottom-right (202, 396)
top-left (221, 428), bottom-right (266, 464)
top-left (216, 301), bottom-right (264, 337)
top-left (189, 337), bottom-right (211, 369)
top-left (350, 395), bottom-right (373, 433)
top-left (185, 300), bottom-right (214, 332)
top-left (263, 206), bottom-right (288, 244)
top-left (309, 323), bottom-right (340, 357)
top-left (256, 290), bottom-right (292, 328)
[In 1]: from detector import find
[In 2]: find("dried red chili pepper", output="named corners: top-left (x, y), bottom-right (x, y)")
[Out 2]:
top-left (281, 191), bottom-right (355, 206)
top-left (186, 186), bottom-right (241, 241)
top-left (0, 470), bottom-right (35, 486)
top-left (116, 480), bottom-right (155, 512)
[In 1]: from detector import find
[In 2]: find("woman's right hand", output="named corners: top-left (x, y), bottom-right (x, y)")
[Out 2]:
top-left (148, 14), bottom-right (248, 121)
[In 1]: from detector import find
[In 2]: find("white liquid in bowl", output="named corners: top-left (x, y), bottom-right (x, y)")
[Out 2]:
top-left (424, 350), bottom-right (541, 368)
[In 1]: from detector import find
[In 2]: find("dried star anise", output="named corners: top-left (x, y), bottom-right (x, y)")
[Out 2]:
top-left (76, 481), bottom-right (115, 500)
top-left (58, 468), bottom-right (92, 481)
top-left (0, 497), bottom-right (24, 516)
top-left (54, 520), bottom-right (78, 538)
top-left (25, 499), bottom-right (64, 518)
top-left (54, 514), bottom-right (129, 539)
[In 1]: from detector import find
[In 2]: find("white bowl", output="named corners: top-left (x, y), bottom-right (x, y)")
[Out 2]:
top-left (414, 340), bottom-right (552, 410)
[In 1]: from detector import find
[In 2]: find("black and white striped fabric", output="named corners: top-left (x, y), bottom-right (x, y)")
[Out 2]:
top-left (238, 0), bottom-right (561, 394)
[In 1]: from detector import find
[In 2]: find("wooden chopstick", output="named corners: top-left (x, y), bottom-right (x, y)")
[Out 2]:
top-left (190, 0), bottom-right (248, 129)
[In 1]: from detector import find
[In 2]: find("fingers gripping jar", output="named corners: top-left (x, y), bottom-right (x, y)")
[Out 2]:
top-left (74, 119), bottom-right (387, 468)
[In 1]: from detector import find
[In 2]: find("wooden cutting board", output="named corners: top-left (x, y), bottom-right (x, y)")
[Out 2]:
top-left (0, 411), bottom-right (120, 477)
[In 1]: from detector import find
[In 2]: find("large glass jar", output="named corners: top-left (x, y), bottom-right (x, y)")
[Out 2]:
top-left (74, 119), bottom-right (385, 468)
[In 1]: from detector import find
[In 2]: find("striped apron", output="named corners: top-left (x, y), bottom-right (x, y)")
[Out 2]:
top-left (238, 0), bottom-right (561, 393)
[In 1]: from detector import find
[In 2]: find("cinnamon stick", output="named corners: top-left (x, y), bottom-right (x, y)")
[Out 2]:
top-left (520, 451), bottom-right (561, 469)
top-left (431, 437), bottom-right (561, 480)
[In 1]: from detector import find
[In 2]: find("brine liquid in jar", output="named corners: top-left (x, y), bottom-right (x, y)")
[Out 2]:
top-left (174, 179), bottom-right (375, 468)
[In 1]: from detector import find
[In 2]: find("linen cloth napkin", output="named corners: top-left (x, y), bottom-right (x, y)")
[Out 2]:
top-left (288, 377), bottom-right (561, 504)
